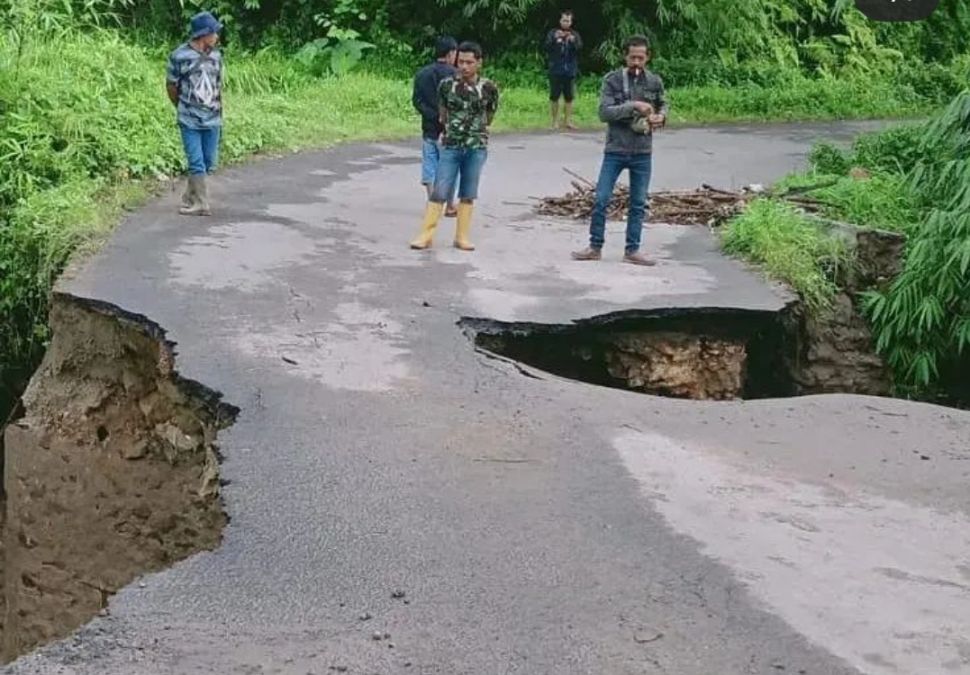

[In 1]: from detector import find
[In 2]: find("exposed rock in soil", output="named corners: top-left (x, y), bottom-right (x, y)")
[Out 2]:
top-left (806, 216), bottom-right (907, 293)
top-left (851, 229), bottom-right (907, 290)
top-left (1, 293), bottom-right (237, 662)
top-left (784, 219), bottom-right (902, 397)
top-left (468, 310), bottom-right (782, 402)
top-left (782, 294), bottom-right (891, 397)
top-left (606, 332), bottom-right (747, 400)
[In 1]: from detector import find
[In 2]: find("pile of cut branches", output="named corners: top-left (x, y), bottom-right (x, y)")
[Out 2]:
top-left (533, 169), bottom-right (830, 226)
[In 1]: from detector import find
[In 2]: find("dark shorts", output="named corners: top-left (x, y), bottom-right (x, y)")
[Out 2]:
top-left (549, 75), bottom-right (576, 102)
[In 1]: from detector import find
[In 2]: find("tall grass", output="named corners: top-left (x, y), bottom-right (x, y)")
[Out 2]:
top-left (721, 199), bottom-right (849, 311)
top-left (775, 172), bottom-right (921, 233)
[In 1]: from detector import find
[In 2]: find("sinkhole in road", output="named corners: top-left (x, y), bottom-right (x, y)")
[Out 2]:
top-left (461, 306), bottom-right (864, 401)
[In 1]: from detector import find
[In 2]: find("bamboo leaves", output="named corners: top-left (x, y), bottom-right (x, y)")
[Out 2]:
top-left (864, 92), bottom-right (970, 391)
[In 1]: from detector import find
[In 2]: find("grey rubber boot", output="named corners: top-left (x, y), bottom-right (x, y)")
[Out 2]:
top-left (180, 181), bottom-right (193, 210)
top-left (195, 174), bottom-right (211, 216)
top-left (179, 175), bottom-right (211, 216)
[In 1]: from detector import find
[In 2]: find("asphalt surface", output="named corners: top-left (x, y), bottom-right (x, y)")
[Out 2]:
top-left (8, 123), bottom-right (970, 675)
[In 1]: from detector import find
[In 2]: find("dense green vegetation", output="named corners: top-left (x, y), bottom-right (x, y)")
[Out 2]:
top-left (722, 94), bottom-right (970, 401)
top-left (1, 0), bottom-right (969, 416)
top-left (864, 95), bottom-right (970, 398)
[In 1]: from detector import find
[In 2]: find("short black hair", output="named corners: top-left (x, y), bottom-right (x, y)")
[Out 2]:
top-left (457, 41), bottom-right (483, 60)
top-left (561, 9), bottom-right (574, 17)
top-left (435, 36), bottom-right (457, 58)
top-left (625, 35), bottom-right (651, 52)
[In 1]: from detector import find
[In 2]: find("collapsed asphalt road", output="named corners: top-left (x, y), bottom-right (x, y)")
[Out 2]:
top-left (7, 124), bottom-right (970, 675)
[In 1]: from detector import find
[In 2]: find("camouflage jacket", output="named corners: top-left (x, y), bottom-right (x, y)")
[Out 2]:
top-left (438, 77), bottom-right (500, 150)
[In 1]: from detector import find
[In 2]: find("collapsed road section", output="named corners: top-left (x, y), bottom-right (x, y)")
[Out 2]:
top-left (0, 293), bottom-right (236, 662)
top-left (462, 299), bottom-right (892, 402)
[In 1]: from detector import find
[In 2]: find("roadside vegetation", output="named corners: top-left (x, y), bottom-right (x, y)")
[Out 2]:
top-left (722, 200), bottom-right (849, 312)
top-left (2, 0), bottom-right (969, 417)
top-left (720, 92), bottom-right (970, 401)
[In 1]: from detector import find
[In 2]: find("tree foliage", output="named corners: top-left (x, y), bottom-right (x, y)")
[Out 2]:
top-left (108, 0), bottom-right (970, 82)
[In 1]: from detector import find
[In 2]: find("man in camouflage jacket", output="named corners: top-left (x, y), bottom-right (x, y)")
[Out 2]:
top-left (410, 41), bottom-right (500, 252)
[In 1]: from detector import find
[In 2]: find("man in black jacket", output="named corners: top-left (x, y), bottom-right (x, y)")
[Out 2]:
top-left (413, 36), bottom-right (459, 216)
top-left (572, 35), bottom-right (667, 266)
top-left (544, 10), bottom-right (582, 130)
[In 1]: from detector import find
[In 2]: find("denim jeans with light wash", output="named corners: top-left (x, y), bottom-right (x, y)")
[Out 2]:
top-left (431, 147), bottom-right (488, 203)
top-left (180, 124), bottom-right (221, 176)
top-left (421, 138), bottom-right (457, 202)
top-left (589, 152), bottom-right (653, 253)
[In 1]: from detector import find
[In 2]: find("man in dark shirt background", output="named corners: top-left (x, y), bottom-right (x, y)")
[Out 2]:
top-left (413, 36), bottom-right (459, 216)
top-left (544, 10), bottom-right (582, 130)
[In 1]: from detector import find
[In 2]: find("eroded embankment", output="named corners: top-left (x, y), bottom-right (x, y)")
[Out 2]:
top-left (0, 293), bottom-right (237, 662)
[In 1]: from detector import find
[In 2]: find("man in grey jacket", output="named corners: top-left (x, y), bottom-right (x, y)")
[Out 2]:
top-left (572, 35), bottom-right (667, 266)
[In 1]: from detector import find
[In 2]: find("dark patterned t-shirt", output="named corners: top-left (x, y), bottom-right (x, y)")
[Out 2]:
top-left (438, 77), bottom-right (500, 150)
top-left (167, 43), bottom-right (223, 129)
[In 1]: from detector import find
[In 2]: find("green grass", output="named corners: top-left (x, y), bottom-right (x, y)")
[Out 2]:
top-left (775, 171), bottom-right (922, 233)
top-left (721, 199), bottom-right (849, 310)
top-left (494, 71), bottom-right (939, 129)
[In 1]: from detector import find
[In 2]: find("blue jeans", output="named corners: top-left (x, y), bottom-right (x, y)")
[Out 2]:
top-left (589, 152), bottom-right (653, 253)
top-left (180, 124), bottom-right (221, 176)
top-left (432, 147), bottom-right (488, 203)
top-left (421, 138), bottom-right (457, 202)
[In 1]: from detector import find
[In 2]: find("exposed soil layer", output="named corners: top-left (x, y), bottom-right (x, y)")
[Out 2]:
top-left (782, 295), bottom-right (891, 397)
top-left (466, 309), bottom-right (798, 401)
top-left (0, 293), bottom-right (237, 662)
top-left (464, 302), bottom-right (891, 402)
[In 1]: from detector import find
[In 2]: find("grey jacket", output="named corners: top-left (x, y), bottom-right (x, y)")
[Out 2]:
top-left (598, 68), bottom-right (668, 155)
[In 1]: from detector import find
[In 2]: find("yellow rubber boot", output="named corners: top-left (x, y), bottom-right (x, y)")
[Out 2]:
top-left (410, 202), bottom-right (444, 249)
top-left (454, 202), bottom-right (475, 251)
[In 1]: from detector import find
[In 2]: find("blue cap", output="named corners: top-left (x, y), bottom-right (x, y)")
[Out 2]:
top-left (190, 11), bottom-right (222, 39)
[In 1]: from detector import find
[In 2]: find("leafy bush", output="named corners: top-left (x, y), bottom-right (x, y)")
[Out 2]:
top-left (810, 123), bottom-right (928, 177)
top-left (115, 0), bottom-right (970, 86)
top-left (808, 144), bottom-right (851, 175)
top-left (850, 124), bottom-right (929, 176)
top-left (864, 92), bottom-right (970, 392)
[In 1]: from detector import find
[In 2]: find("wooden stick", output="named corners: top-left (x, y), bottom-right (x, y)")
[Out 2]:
top-left (563, 167), bottom-right (596, 188)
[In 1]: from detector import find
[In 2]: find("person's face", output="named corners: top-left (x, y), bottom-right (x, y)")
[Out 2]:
top-left (625, 45), bottom-right (649, 71)
top-left (457, 51), bottom-right (481, 79)
top-left (201, 32), bottom-right (220, 49)
top-left (559, 14), bottom-right (573, 30)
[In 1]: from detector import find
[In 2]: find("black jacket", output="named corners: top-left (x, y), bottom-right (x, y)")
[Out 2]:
top-left (413, 61), bottom-right (458, 139)
top-left (544, 28), bottom-right (582, 77)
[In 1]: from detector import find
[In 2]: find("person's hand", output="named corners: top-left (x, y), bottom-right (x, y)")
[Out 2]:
top-left (648, 113), bottom-right (666, 130)
top-left (632, 101), bottom-right (654, 116)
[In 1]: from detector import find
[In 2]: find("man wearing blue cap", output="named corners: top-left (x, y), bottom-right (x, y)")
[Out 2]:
top-left (166, 11), bottom-right (223, 216)
top-left (413, 36), bottom-right (459, 217)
